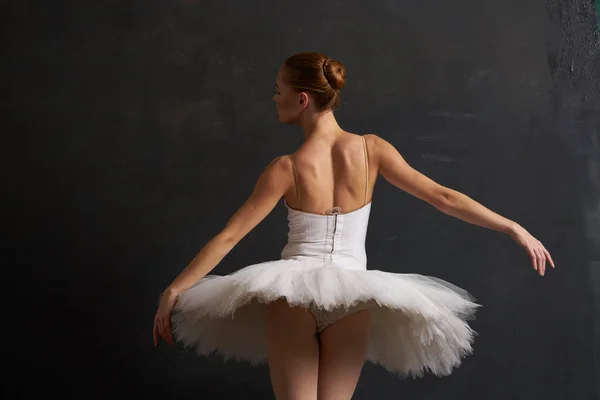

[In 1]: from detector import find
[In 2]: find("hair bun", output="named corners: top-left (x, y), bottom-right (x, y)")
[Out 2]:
top-left (323, 58), bottom-right (346, 91)
top-left (283, 52), bottom-right (347, 111)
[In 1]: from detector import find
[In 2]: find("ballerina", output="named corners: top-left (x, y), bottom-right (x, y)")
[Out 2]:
top-left (153, 52), bottom-right (555, 400)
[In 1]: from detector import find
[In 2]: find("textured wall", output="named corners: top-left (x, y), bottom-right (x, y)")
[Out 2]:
top-left (3, 0), bottom-right (598, 399)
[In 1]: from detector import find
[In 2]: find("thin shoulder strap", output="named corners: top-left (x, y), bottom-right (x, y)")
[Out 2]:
top-left (361, 135), bottom-right (369, 205)
top-left (288, 154), bottom-right (301, 208)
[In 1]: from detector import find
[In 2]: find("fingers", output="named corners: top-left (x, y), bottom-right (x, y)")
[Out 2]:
top-left (156, 316), bottom-right (174, 345)
top-left (166, 318), bottom-right (173, 345)
top-left (157, 317), bottom-right (164, 345)
top-left (157, 316), bottom-right (166, 346)
top-left (542, 246), bottom-right (555, 268)
top-left (519, 232), bottom-right (555, 275)
top-left (529, 244), bottom-right (548, 276)
top-left (528, 248), bottom-right (538, 272)
top-left (153, 302), bottom-right (177, 347)
top-left (161, 318), bottom-right (173, 345)
top-left (534, 247), bottom-right (545, 276)
top-left (159, 319), bottom-right (167, 344)
top-left (528, 246), bottom-right (544, 275)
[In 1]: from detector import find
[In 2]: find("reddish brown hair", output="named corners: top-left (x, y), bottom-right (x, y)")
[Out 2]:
top-left (283, 52), bottom-right (347, 112)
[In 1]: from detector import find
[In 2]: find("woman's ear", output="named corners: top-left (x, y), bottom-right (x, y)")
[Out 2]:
top-left (298, 92), bottom-right (309, 108)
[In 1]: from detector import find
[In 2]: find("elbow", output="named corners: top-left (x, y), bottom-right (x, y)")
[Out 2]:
top-left (213, 231), bottom-right (239, 251)
top-left (432, 189), bottom-right (454, 212)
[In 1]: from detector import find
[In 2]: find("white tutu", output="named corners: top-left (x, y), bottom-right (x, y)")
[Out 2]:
top-left (172, 200), bottom-right (481, 378)
top-left (172, 257), bottom-right (480, 378)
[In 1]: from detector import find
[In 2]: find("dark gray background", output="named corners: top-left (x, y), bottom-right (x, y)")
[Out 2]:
top-left (3, 0), bottom-right (599, 399)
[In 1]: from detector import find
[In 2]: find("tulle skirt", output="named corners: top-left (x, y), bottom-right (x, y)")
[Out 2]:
top-left (171, 257), bottom-right (481, 378)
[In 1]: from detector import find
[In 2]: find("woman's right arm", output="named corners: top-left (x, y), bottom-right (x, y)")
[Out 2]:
top-left (369, 134), bottom-right (555, 276)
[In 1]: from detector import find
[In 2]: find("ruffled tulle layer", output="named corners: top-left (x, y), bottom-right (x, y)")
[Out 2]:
top-left (172, 258), bottom-right (482, 378)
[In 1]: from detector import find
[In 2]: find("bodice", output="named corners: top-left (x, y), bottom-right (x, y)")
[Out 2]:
top-left (280, 199), bottom-right (372, 270)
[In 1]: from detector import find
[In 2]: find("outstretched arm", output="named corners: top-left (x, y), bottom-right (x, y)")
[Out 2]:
top-left (166, 155), bottom-right (291, 294)
top-left (369, 134), bottom-right (555, 276)
top-left (153, 155), bottom-right (291, 346)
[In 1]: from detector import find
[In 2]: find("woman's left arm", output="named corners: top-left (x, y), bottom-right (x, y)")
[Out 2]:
top-left (167, 155), bottom-right (291, 295)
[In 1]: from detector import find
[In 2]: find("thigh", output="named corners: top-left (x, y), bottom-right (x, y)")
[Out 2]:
top-left (264, 298), bottom-right (320, 400)
top-left (317, 308), bottom-right (371, 400)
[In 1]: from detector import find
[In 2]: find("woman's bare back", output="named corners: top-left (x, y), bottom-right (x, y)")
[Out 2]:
top-left (284, 132), bottom-right (377, 215)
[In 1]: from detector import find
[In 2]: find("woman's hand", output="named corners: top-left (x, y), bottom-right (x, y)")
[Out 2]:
top-left (509, 224), bottom-right (555, 276)
top-left (153, 288), bottom-right (179, 346)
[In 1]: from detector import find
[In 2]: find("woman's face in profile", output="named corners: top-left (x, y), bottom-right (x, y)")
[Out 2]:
top-left (273, 67), bottom-right (304, 124)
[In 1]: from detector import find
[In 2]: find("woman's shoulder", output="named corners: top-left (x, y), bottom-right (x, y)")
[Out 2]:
top-left (265, 154), bottom-right (293, 172)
